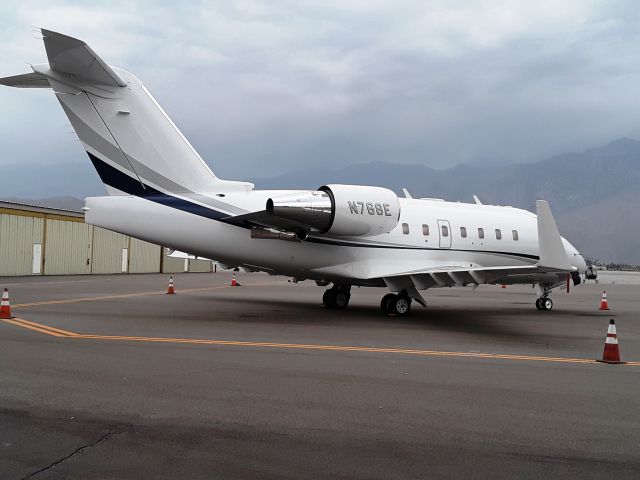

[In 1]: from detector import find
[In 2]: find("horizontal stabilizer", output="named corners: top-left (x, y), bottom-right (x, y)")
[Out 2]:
top-left (41, 28), bottom-right (126, 87)
top-left (536, 200), bottom-right (571, 271)
top-left (0, 72), bottom-right (49, 88)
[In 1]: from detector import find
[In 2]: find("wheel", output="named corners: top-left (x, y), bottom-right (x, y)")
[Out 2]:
top-left (535, 298), bottom-right (544, 310)
top-left (542, 298), bottom-right (553, 311)
top-left (323, 289), bottom-right (336, 308)
top-left (333, 291), bottom-right (350, 309)
top-left (380, 293), bottom-right (396, 314)
top-left (388, 296), bottom-right (411, 316)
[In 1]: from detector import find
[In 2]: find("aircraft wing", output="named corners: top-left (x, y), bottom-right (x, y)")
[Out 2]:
top-left (373, 199), bottom-right (574, 297)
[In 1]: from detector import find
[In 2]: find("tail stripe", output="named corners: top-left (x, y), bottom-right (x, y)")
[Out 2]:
top-left (88, 152), bottom-right (230, 222)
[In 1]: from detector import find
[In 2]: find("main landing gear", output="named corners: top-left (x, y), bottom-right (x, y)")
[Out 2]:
top-left (536, 284), bottom-right (554, 311)
top-left (381, 292), bottom-right (412, 316)
top-left (323, 285), bottom-right (351, 309)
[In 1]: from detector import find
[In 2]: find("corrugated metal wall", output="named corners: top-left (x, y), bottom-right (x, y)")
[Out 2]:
top-left (44, 219), bottom-right (93, 275)
top-left (129, 238), bottom-right (161, 273)
top-left (91, 228), bottom-right (129, 274)
top-left (0, 213), bottom-right (44, 276)
top-left (189, 259), bottom-right (214, 273)
top-left (0, 206), bottom-right (203, 277)
top-left (161, 257), bottom-right (214, 273)
top-left (162, 256), bottom-right (188, 274)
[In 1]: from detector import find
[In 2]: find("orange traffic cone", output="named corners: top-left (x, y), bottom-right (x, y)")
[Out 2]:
top-left (231, 272), bottom-right (240, 287)
top-left (599, 291), bottom-right (609, 310)
top-left (501, 284), bottom-right (507, 289)
top-left (0, 288), bottom-right (13, 319)
top-left (597, 319), bottom-right (624, 364)
top-left (166, 276), bottom-right (175, 295)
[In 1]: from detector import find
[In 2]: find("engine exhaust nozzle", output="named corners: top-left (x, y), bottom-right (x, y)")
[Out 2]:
top-left (266, 191), bottom-right (333, 232)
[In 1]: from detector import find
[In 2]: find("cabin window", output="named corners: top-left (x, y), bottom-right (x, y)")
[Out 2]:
top-left (495, 229), bottom-right (502, 240)
top-left (402, 223), bottom-right (409, 234)
top-left (478, 228), bottom-right (485, 239)
top-left (441, 225), bottom-right (449, 237)
top-left (460, 226), bottom-right (467, 238)
top-left (422, 224), bottom-right (429, 236)
top-left (512, 230), bottom-right (519, 241)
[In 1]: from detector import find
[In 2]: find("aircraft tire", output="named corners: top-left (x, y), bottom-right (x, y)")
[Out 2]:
top-left (323, 289), bottom-right (336, 308)
top-left (535, 298), bottom-right (544, 310)
top-left (543, 298), bottom-right (553, 311)
top-left (381, 294), bottom-right (396, 314)
top-left (333, 291), bottom-right (350, 309)
top-left (388, 295), bottom-right (411, 316)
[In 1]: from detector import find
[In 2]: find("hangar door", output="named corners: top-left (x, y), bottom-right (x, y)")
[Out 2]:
top-left (0, 213), bottom-right (44, 276)
top-left (43, 220), bottom-right (93, 275)
top-left (91, 228), bottom-right (129, 274)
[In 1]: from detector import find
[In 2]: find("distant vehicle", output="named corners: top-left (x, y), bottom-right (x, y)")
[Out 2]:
top-left (585, 266), bottom-right (598, 281)
top-left (1, 29), bottom-right (587, 315)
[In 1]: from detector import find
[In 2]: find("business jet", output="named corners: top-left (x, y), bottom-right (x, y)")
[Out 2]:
top-left (1, 29), bottom-right (587, 315)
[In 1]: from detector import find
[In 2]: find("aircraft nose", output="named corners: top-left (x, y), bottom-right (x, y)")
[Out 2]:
top-left (570, 249), bottom-right (587, 273)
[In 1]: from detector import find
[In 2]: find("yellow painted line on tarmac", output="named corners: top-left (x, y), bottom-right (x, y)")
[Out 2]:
top-left (14, 317), bottom-right (79, 337)
top-left (68, 335), bottom-right (602, 364)
top-left (3, 316), bottom-right (639, 366)
top-left (11, 281), bottom-right (285, 309)
top-left (1, 318), bottom-right (67, 337)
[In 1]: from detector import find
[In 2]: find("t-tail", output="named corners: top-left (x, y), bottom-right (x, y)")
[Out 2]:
top-left (0, 29), bottom-right (252, 197)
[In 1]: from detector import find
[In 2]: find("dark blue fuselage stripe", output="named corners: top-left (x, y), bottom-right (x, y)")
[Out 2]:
top-left (87, 151), bottom-right (540, 261)
top-left (88, 152), bottom-right (227, 221)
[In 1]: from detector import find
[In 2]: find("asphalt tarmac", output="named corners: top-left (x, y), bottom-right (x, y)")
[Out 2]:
top-left (1, 272), bottom-right (639, 479)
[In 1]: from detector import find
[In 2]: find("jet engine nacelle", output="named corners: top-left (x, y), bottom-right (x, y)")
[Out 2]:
top-left (266, 184), bottom-right (400, 237)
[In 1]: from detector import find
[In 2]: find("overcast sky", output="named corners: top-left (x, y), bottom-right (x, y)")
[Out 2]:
top-left (1, 0), bottom-right (640, 185)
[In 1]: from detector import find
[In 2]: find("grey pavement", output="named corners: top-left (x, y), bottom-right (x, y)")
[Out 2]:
top-left (1, 273), bottom-right (638, 479)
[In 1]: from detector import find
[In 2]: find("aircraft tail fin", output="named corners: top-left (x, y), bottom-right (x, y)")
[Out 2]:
top-left (1, 29), bottom-right (252, 197)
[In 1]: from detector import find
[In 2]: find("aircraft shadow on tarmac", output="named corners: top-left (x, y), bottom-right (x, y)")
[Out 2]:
top-left (180, 294), bottom-right (560, 340)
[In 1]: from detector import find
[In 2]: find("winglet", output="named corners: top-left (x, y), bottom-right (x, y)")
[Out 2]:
top-left (536, 200), bottom-right (571, 271)
top-left (402, 188), bottom-right (413, 199)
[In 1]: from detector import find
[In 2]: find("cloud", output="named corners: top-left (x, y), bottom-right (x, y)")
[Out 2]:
top-left (1, 0), bottom-right (639, 189)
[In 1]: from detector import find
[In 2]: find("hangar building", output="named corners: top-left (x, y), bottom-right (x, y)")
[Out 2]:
top-left (0, 201), bottom-right (214, 276)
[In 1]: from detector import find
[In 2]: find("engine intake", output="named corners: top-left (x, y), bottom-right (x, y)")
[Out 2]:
top-left (267, 184), bottom-right (400, 237)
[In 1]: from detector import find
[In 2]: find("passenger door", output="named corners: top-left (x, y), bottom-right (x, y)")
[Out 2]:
top-left (438, 220), bottom-right (452, 248)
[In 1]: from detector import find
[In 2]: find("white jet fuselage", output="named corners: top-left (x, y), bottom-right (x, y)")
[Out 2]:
top-left (85, 191), bottom-right (585, 288)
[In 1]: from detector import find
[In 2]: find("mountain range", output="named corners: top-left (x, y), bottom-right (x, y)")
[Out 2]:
top-left (3, 138), bottom-right (639, 263)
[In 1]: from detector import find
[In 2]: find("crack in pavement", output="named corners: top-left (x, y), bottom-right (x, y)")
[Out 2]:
top-left (20, 424), bottom-right (134, 479)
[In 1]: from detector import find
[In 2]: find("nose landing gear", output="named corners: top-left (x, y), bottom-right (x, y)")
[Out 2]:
top-left (535, 284), bottom-right (554, 311)
top-left (535, 297), bottom-right (554, 311)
